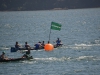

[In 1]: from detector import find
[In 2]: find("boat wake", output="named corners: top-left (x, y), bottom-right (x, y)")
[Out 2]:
top-left (0, 46), bottom-right (10, 50)
top-left (61, 43), bottom-right (100, 50)
top-left (34, 57), bottom-right (68, 61)
top-left (34, 56), bottom-right (100, 62)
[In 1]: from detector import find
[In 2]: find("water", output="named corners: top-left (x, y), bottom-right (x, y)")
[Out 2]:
top-left (0, 8), bottom-right (100, 75)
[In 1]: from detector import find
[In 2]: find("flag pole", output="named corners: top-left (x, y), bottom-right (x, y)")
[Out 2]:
top-left (49, 26), bottom-right (51, 42)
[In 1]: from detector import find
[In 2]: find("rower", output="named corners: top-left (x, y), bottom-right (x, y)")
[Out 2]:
top-left (34, 41), bottom-right (42, 50)
top-left (56, 38), bottom-right (62, 47)
top-left (41, 41), bottom-right (45, 48)
top-left (15, 42), bottom-right (21, 49)
top-left (0, 52), bottom-right (8, 60)
top-left (22, 48), bottom-right (31, 58)
top-left (25, 42), bottom-right (31, 50)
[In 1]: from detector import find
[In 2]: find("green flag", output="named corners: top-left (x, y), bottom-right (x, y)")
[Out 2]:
top-left (51, 22), bottom-right (62, 31)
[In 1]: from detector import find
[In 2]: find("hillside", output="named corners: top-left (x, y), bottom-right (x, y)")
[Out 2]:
top-left (0, 0), bottom-right (100, 11)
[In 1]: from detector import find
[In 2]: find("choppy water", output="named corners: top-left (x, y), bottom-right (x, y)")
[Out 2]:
top-left (0, 8), bottom-right (100, 75)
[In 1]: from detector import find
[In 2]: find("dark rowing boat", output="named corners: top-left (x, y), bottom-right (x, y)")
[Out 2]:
top-left (11, 44), bottom-right (63, 52)
top-left (0, 56), bottom-right (33, 62)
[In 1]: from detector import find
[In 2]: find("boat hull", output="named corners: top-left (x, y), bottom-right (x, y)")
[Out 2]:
top-left (11, 44), bottom-right (63, 52)
top-left (0, 56), bottom-right (33, 62)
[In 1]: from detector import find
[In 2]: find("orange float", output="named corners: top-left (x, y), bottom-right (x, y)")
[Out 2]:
top-left (44, 43), bottom-right (54, 51)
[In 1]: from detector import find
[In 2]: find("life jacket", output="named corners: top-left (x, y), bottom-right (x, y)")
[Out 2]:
top-left (0, 55), bottom-right (2, 59)
top-left (25, 44), bottom-right (29, 49)
top-left (35, 44), bottom-right (39, 50)
top-left (15, 44), bottom-right (20, 49)
top-left (56, 40), bottom-right (61, 44)
top-left (26, 50), bottom-right (30, 55)
top-left (0, 55), bottom-right (5, 60)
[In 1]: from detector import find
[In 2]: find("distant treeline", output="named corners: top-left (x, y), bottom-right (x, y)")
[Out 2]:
top-left (0, 0), bottom-right (100, 11)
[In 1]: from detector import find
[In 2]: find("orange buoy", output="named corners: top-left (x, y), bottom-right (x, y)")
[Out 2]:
top-left (44, 43), bottom-right (54, 51)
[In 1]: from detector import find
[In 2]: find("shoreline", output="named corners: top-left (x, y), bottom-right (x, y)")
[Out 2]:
top-left (0, 7), bottom-right (100, 12)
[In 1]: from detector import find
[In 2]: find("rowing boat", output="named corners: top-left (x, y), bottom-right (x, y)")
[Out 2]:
top-left (0, 56), bottom-right (33, 62)
top-left (11, 44), bottom-right (63, 52)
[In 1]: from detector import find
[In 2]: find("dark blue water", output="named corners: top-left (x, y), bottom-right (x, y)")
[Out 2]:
top-left (0, 8), bottom-right (100, 75)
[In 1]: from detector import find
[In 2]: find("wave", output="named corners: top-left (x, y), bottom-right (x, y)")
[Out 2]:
top-left (91, 39), bottom-right (100, 44)
top-left (74, 43), bottom-right (100, 47)
top-left (76, 56), bottom-right (94, 61)
top-left (19, 55), bottom-right (100, 64)
top-left (33, 57), bottom-right (73, 63)
top-left (34, 56), bottom-right (100, 62)
top-left (61, 43), bottom-right (100, 50)
top-left (0, 46), bottom-right (10, 50)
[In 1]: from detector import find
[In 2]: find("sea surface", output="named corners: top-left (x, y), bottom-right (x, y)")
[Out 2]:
top-left (0, 8), bottom-right (100, 75)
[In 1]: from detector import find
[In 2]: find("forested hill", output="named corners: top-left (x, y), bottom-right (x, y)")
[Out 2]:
top-left (0, 0), bottom-right (100, 11)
